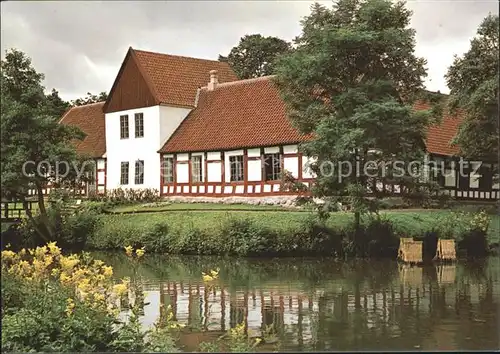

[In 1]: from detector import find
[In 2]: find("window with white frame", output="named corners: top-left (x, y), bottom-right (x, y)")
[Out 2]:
top-left (120, 162), bottom-right (129, 185)
top-left (134, 113), bottom-right (144, 138)
top-left (135, 160), bottom-right (144, 185)
top-left (264, 153), bottom-right (281, 181)
top-left (191, 155), bottom-right (203, 182)
top-left (120, 115), bottom-right (129, 139)
top-left (162, 157), bottom-right (174, 184)
top-left (229, 155), bottom-right (244, 182)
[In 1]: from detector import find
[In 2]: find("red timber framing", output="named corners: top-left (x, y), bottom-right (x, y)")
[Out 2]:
top-left (159, 145), bottom-right (314, 197)
top-left (159, 147), bottom-right (499, 201)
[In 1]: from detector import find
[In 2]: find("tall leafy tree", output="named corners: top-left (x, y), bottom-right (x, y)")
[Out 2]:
top-left (220, 34), bottom-right (292, 79)
top-left (71, 91), bottom-right (108, 106)
top-left (275, 0), bottom-right (433, 229)
top-left (446, 14), bottom-right (499, 164)
top-left (45, 88), bottom-right (71, 119)
top-left (1, 49), bottom-right (86, 241)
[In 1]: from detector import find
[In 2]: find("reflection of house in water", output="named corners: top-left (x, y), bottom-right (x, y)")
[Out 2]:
top-left (136, 265), bottom-right (495, 348)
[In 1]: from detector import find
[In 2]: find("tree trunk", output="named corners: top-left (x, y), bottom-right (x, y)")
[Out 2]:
top-left (20, 196), bottom-right (50, 242)
top-left (35, 182), bottom-right (54, 240)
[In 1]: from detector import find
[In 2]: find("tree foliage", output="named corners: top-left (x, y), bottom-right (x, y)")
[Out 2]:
top-left (45, 88), bottom-right (71, 119)
top-left (71, 91), bottom-right (108, 106)
top-left (445, 14), bottom-right (499, 162)
top-left (220, 34), bottom-right (292, 79)
top-left (1, 49), bottom-right (88, 241)
top-left (275, 0), bottom-right (434, 226)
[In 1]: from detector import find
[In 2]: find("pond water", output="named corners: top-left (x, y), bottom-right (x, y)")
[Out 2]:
top-left (94, 252), bottom-right (500, 352)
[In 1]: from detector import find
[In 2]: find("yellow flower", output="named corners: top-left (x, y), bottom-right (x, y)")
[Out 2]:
top-left (47, 242), bottom-right (61, 256)
top-left (210, 268), bottom-right (220, 278)
top-left (1, 250), bottom-right (16, 261)
top-left (135, 247), bottom-right (145, 258)
top-left (60, 255), bottom-right (79, 272)
top-left (255, 338), bottom-right (262, 344)
top-left (33, 246), bottom-right (48, 259)
top-left (112, 283), bottom-right (128, 296)
top-left (51, 268), bottom-right (60, 277)
top-left (93, 292), bottom-right (105, 303)
top-left (60, 272), bottom-right (72, 285)
top-left (124, 245), bottom-right (133, 257)
top-left (66, 298), bottom-right (75, 317)
top-left (44, 255), bottom-right (54, 267)
top-left (77, 278), bottom-right (91, 292)
top-left (102, 266), bottom-right (113, 278)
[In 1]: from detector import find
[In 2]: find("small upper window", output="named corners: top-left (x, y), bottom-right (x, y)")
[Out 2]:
top-left (120, 115), bottom-right (129, 139)
top-left (134, 113), bottom-right (144, 138)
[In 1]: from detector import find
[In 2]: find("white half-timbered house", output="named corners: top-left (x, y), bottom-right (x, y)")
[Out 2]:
top-left (58, 47), bottom-right (499, 201)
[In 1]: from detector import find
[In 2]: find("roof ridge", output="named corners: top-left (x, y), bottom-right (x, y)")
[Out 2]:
top-left (71, 101), bottom-right (106, 108)
top-left (200, 75), bottom-right (275, 91)
top-left (132, 48), bottom-right (226, 64)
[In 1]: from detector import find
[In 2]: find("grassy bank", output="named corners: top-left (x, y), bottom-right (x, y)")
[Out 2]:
top-left (86, 208), bottom-right (499, 258)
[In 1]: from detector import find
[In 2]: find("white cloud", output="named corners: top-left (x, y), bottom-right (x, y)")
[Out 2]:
top-left (1, 0), bottom-right (497, 100)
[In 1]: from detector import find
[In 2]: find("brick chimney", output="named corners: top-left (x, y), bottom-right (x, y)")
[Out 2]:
top-left (208, 70), bottom-right (218, 91)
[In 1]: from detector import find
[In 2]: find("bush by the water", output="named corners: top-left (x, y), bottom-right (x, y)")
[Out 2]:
top-left (87, 213), bottom-right (401, 259)
top-left (7, 203), bottom-right (102, 252)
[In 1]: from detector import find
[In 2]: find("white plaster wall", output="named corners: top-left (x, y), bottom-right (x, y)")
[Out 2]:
top-left (247, 148), bottom-right (261, 158)
top-left (159, 105), bottom-right (192, 147)
top-left (207, 162), bottom-right (222, 182)
top-left (176, 163), bottom-right (189, 183)
top-left (283, 156), bottom-right (299, 178)
top-left (96, 158), bottom-right (106, 184)
top-left (264, 146), bottom-right (279, 154)
top-left (248, 160), bottom-right (262, 181)
top-left (207, 152), bottom-right (221, 160)
top-left (105, 105), bottom-right (190, 191)
top-left (283, 144), bottom-right (298, 154)
top-left (97, 159), bottom-right (105, 170)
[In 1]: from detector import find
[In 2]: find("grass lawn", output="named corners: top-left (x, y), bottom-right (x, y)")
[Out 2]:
top-left (107, 202), bottom-right (304, 213)
top-left (96, 208), bottom-right (500, 243)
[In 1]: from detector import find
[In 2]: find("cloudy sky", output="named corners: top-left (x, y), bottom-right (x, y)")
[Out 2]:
top-left (1, 0), bottom-right (498, 101)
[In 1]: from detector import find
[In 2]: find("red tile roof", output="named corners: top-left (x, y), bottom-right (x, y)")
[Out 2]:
top-left (133, 49), bottom-right (239, 107)
top-left (160, 76), bottom-right (311, 153)
top-left (160, 77), bottom-right (463, 155)
top-left (414, 101), bottom-right (462, 156)
top-left (59, 102), bottom-right (106, 158)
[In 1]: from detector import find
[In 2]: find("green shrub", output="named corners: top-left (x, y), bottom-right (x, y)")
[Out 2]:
top-left (218, 217), bottom-right (275, 256)
top-left (1, 276), bottom-right (117, 352)
top-left (457, 228), bottom-right (489, 258)
top-left (89, 188), bottom-right (161, 204)
top-left (363, 216), bottom-right (399, 258)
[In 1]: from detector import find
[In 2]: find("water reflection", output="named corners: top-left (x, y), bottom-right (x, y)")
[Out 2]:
top-left (95, 253), bottom-right (500, 351)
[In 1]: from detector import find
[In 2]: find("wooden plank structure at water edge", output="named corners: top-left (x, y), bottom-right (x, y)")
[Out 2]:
top-left (398, 238), bottom-right (423, 264)
top-left (398, 237), bottom-right (457, 264)
top-left (434, 239), bottom-right (457, 262)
